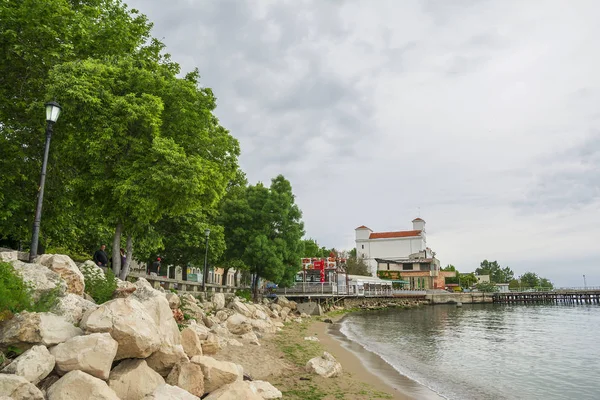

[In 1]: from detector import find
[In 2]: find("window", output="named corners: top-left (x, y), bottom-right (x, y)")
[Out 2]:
top-left (402, 264), bottom-right (413, 270)
top-left (361, 245), bottom-right (364, 249)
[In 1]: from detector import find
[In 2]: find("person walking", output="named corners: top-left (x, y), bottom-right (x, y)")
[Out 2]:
top-left (148, 257), bottom-right (161, 276)
top-left (93, 244), bottom-right (109, 272)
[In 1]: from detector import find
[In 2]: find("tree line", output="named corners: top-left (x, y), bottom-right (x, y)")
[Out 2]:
top-left (443, 260), bottom-right (554, 291)
top-left (0, 0), bottom-right (305, 295)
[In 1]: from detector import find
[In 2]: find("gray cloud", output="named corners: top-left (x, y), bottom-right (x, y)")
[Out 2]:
top-left (126, 0), bottom-right (600, 287)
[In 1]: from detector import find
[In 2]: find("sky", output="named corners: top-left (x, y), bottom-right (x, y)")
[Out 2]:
top-left (125, 0), bottom-right (600, 287)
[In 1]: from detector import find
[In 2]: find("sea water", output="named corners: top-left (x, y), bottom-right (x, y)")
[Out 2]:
top-left (339, 304), bottom-right (600, 400)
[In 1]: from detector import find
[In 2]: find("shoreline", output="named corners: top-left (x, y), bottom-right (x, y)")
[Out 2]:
top-left (313, 313), bottom-right (445, 400)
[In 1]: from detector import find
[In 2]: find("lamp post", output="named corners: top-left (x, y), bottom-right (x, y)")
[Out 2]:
top-left (201, 228), bottom-right (210, 292)
top-left (29, 101), bottom-right (62, 262)
top-left (583, 274), bottom-right (587, 289)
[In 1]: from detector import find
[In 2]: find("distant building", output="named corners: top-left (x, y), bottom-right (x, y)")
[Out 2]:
top-left (355, 218), bottom-right (453, 289)
top-left (475, 275), bottom-right (490, 284)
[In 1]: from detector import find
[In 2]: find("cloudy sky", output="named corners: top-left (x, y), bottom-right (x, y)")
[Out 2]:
top-left (126, 0), bottom-right (599, 287)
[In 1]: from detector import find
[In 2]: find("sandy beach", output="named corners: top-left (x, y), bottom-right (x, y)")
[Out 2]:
top-left (217, 313), bottom-right (441, 399)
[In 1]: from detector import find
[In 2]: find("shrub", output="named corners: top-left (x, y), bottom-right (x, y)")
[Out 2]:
top-left (235, 289), bottom-right (252, 302)
top-left (0, 261), bottom-right (59, 321)
top-left (80, 264), bottom-right (117, 304)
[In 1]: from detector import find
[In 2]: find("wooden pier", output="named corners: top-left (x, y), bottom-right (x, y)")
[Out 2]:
top-left (493, 289), bottom-right (600, 304)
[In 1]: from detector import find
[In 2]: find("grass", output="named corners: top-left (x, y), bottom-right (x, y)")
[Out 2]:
top-left (272, 317), bottom-right (395, 400)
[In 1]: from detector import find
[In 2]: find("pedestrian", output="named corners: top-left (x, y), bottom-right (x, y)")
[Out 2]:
top-left (120, 248), bottom-right (126, 267)
top-left (93, 244), bottom-right (109, 273)
top-left (148, 257), bottom-right (161, 276)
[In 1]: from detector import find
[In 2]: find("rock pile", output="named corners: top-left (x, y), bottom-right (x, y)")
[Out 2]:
top-left (0, 251), bottom-right (320, 399)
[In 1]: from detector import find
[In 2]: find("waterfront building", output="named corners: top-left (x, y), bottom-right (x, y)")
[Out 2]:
top-left (355, 218), bottom-right (455, 289)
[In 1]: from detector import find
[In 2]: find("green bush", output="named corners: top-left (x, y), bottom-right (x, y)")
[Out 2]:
top-left (0, 261), bottom-right (59, 321)
top-left (80, 264), bottom-right (117, 304)
top-left (235, 289), bottom-right (252, 302)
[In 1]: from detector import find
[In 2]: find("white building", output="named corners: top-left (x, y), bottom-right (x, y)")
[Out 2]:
top-left (355, 218), bottom-right (435, 276)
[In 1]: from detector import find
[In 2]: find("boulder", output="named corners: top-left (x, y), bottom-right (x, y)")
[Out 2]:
top-left (1, 345), bottom-right (55, 384)
top-left (183, 302), bottom-right (206, 322)
top-left (50, 333), bottom-right (118, 380)
top-left (10, 261), bottom-right (66, 301)
top-left (165, 293), bottom-right (180, 309)
top-left (203, 381), bottom-right (263, 400)
top-left (274, 296), bottom-right (291, 309)
top-left (187, 321), bottom-right (210, 340)
top-left (210, 324), bottom-right (230, 338)
top-left (190, 356), bottom-right (242, 394)
top-left (51, 293), bottom-right (98, 325)
top-left (240, 332), bottom-right (260, 345)
top-left (0, 312), bottom-right (82, 352)
top-left (180, 294), bottom-right (198, 305)
top-left (230, 301), bottom-right (253, 318)
top-left (143, 384), bottom-right (199, 400)
top-left (166, 360), bottom-right (204, 397)
top-left (47, 370), bottom-right (119, 400)
top-left (288, 301), bottom-right (297, 311)
top-left (248, 381), bottom-right (283, 399)
top-left (80, 297), bottom-right (161, 360)
top-left (146, 343), bottom-right (189, 377)
top-left (252, 308), bottom-right (269, 321)
top-left (296, 302), bottom-right (323, 316)
top-left (226, 314), bottom-right (252, 335)
top-left (0, 250), bottom-right (18, 262)
top-left (215, 310), bottom-right (231, 322)
top-left (250, 319), bottom-right (276, 334)
top-left (36, 254), bottom-right (85, 296)
top-left (269, 303), bottom-right (282, 313)
top-left (305, 352), bottom-right (342, 378)
top-left (79, 261), bottom-right (105, 281)
top-left (212, 293), bottom-right (225, 311)
top-left (180, 327), bottom-right (203, 358)
top-left (202, 315), bottom-right (221, 329)
top-left (226, 338), bottom-right (243, 347)
top-left (201, 333), bottom-right (222, 355)
top-left (131, 279), bottom-right (181, 347)
top-left (108, 359), bottom-right (164, 400)
top-left (279, 307), bottom-right (291, 321)
top-left (0, 374), bottom-right (44, 400)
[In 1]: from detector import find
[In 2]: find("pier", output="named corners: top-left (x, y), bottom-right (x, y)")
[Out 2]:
top-left (493, 288), bottom-right (600, 304)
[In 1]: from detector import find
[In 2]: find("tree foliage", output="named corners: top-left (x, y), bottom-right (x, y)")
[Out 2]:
top-left (219, 176), bottom-right (304, 297)
top-left (475, 260), bottom-right (514, 284)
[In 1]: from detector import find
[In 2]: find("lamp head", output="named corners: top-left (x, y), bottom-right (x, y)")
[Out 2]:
top-left (45, 100), bottom-right (62, 123)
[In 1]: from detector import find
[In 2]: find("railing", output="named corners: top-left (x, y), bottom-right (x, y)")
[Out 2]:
top-left (127, 272), bottom-right (241, 294)
top-left (509, 287), bottom-right (600, 293)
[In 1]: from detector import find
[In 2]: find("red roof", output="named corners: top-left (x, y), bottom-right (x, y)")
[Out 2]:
top-left (412, 218), bottom-right (425, 222)
top-left (369, 230), bottom-right (421, 239)
top-left (355, 225), bottom-right (371, 230)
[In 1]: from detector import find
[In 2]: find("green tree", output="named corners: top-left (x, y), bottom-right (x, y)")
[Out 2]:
top-left (475, 260), bottom-right (514, 283)
top-left (0, 0), bottom-right (154, 249)
top-left (475, 281), bottom-right (499, 293)
top-left (345, 256), bottom-right (370, 276)
top-left (519, 272), bottom-right (539, 288)
top-left (539, 278), bottom-right (554, 290)
top-left (219, 176), bottom-right (304, 298)
top-left (301, 239), bottom-right (320, 258)
top-left (459, 272), bottom-right (477, 288)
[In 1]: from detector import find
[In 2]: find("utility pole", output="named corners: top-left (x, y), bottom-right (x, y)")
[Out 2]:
top-left (583, 274), bottom-right (587, 289)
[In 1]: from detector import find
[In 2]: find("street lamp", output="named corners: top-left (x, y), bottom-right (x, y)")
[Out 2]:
top-left (583, 274), bottom-right (587, 289)
top-left (29, 101), bottom-right (62, 262)
top-left (201, 228), bottom-right (210, 292)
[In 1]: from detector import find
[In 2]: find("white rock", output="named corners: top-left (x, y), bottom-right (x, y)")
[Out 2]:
top-left (190, 356), bottom-right (243, 394)
top-left (166, 360), bottom-right (204, 397)
top-left (146, 343), bottom-right (189, 377)
top-left (230, 301), bottom-right (253, 318)
top-left (1, 345), bottom-right (55, 384)
top-left (0, 312), bottom-right (82, 352)
top-left (51, 293), bottom-right (98, 325)
top-left (10, 261), bottom-right (67, 301)
top-left (180, 327), bottom-right (204, 358)
top-left (201, 333), bottom-right (222, 355)
top-left (212, 293), bottom-right (226, 310)
top-left (249, 380), bottom-right (283, 399)
top-left (80, 297), bottom-right (161, 360)
top-left (165, 293), bottom-right (180, 309)
top-left (50, 332), bottom-right (118, 380)
top-left (143, 384), bottom-right (200, 399)
top-left (305, 352), bottom-right (342, 378)
top-left (108, 359), bottom-right (164, 400)
top-left (187, 321), bottom-right (210, 340)
top-left (203, 380), bottom-right (263, 400)
top-left (304, 336), bottom-right (320, 342)
top-left (0, 250), bottom-right (18, 262)
top-left (226, 313), bottom-right (253, 335)
top-left (47, 370), bottom-right (119, 400)
top-left (251, 319), bottom-right (277, 334)
top-left (131, 279), bottom-right (181, 346)
top-left (37, 254), bottom-right (85, 296)
top-left (0, 374), bottom-right (44, 400)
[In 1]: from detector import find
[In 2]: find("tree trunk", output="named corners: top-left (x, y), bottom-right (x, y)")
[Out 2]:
top-left (252, 271), bottom-right (260, 301)
top-left (112, 221), bottom-right (122, 275)
top-left (119, 234), bottom-right (133, 281)
top-left (234, 270), bottom-right (239, 287)
top-left (221, 267), bottom-right (230, 286)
